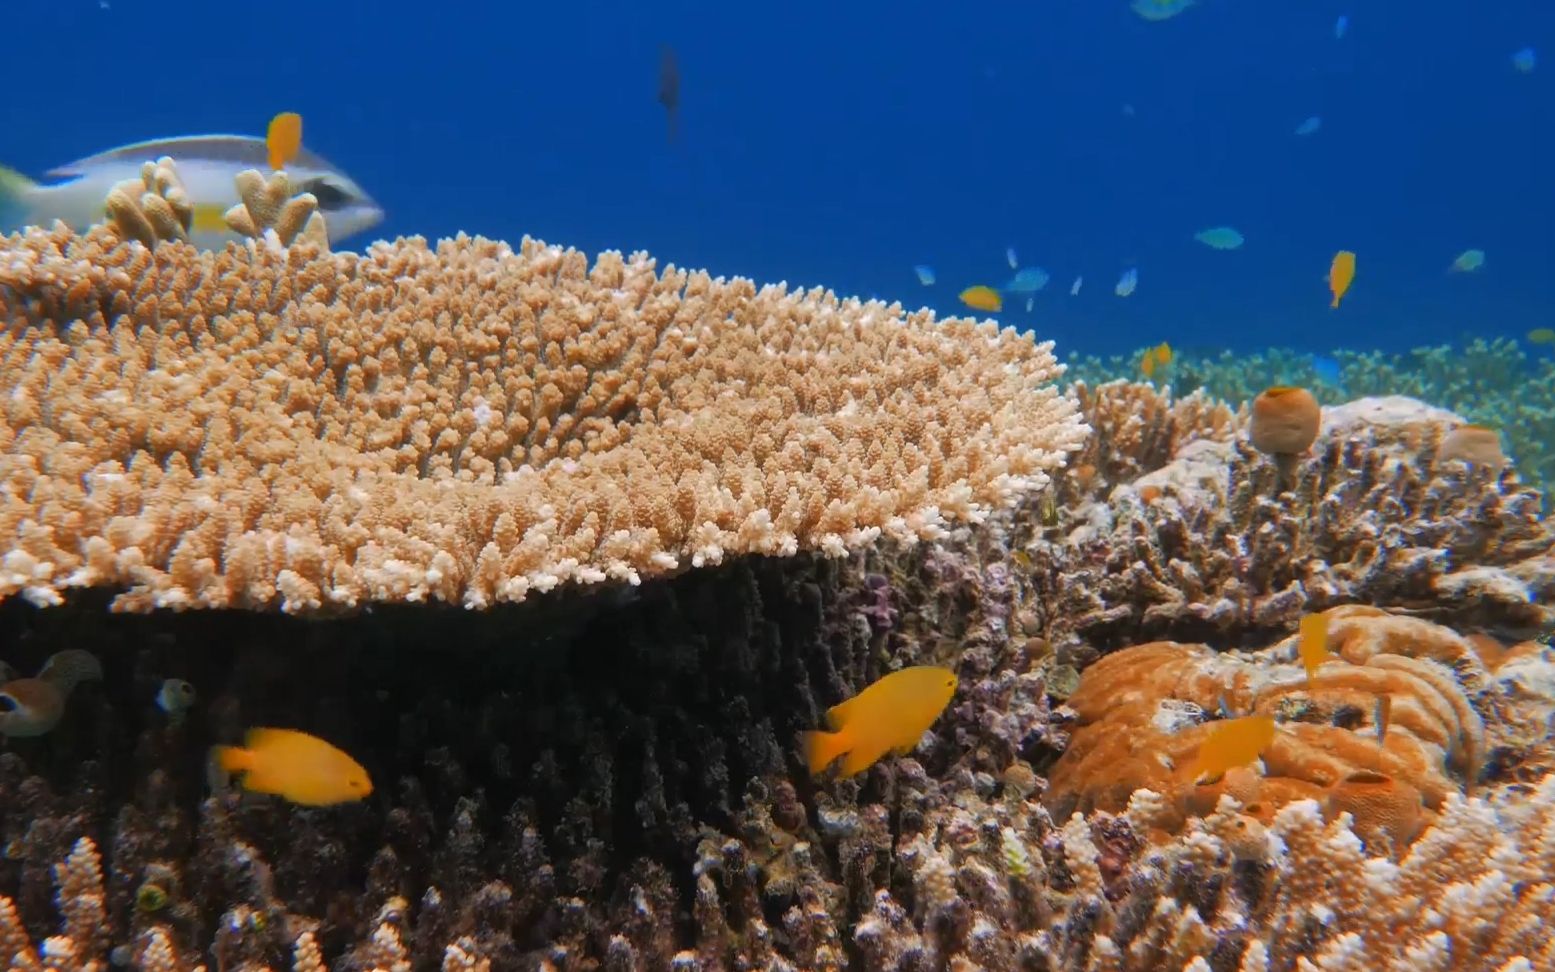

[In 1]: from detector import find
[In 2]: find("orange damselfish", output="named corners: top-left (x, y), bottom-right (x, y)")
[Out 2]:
top-left (1328, 250), bottom-right (1356, 308)
top-left (1298, 612), bottom-right (1332, 688)
top-left (804, 666), bottom-right (958, 778)
top-left (959, 285), bottom-right (1003, 313)
top-left (1191, 714), bottom-right (1276, 785)
top-left (212, 727), bottom-right (372, 806)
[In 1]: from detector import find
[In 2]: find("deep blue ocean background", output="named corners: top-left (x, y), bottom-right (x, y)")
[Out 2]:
top-left (4, 0), bottom-right (1550, 358)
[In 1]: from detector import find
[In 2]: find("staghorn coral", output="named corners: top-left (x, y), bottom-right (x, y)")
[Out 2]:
top-left (1042, 606), bottom-right (1549, 853)
top-left (223, 169), bottom-right (329, 250)
top-left (0, 224), bottom-right (1087, 613)
top-left (103, 158), bottom-right (193, 251)
top-left (1017, 386), bottom-right (1555, 652)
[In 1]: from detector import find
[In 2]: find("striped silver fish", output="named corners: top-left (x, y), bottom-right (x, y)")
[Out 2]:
top-left (0, 134), bottom-right (382, 250)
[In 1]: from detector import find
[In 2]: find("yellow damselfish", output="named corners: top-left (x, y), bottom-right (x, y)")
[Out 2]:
top-left (212, 727), bottom-right (373, 806)
top-left (1298, 612), bottom-right (1332, 688)
top-left (804, 666), bottom-right (958, 778)
top-left (959, 285), bottom-right (1003, 313)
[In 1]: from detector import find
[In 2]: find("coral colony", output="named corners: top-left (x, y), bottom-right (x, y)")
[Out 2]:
top-left (0, 157), bottom-right (1552, 971)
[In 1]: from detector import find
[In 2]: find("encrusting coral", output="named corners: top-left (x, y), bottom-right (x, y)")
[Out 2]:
top-left (0, 223), bottom-right (1087, 613)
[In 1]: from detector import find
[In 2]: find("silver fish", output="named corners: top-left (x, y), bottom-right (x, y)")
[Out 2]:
top-left (0, 134), bottom-right (382, 250)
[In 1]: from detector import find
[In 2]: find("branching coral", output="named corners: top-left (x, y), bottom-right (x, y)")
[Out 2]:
top-left (0, 225), bottom-right (1087, 613)
top-left (222, 170), bottom-right (329, 250)
top-left (1018, 386), bottom-right (1555, 651)
top-left (102, 158), bottom-right (193, 251)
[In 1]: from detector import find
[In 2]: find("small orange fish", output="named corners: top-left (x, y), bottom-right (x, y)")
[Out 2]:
top-left (1140, 341), bottom-right (1172, 378)
top-left (959, 285), bottom-right (1002, 313)
top-left (1298, 612), bottom-right (1331, 687)
top-left (1328, 250), bottom-right (1356, 308)
top-left (804, 666), bottom-right (959, 778)
top-left (267, 112), bottom-right (303, 171)
top-left (1191, 714), bottom-right (1277, 784)
top-left (211, 727), bottom-right (372, 806)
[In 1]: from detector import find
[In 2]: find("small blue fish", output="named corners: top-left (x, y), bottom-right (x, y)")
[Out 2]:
top-left (1006, 246), bottom-right (1018, 269)
top-left (1512, 48), bottom-right (1536, 73)
top-left (1310, 354), bottom-right (1342, 386)
top-left (1115, 267), bottom-right (1139, 297)
top-left (1295, 116), bottom-right (1322, 136)
top-left (1335, 14), bottom-right (1349, 39)
top-left (913, 265), bottom-right (936, 286)
top-left (1070, 276), bottom-right (1082, 296)
top-left (1005, 267), bottom-right (1050, 293)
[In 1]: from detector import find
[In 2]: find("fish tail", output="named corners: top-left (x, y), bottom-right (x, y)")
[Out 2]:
top-left (207, 745), bottom-right (251, 792)
top-left (0, 164), bottom-right (36, 224)
top-left (1330, 294), bottom-right (1340, 309)
top-left (802, 729), bottom-right (849, 776)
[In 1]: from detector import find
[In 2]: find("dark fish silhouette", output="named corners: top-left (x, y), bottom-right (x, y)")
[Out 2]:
top-left (658, 45), bottom-right (680, 143)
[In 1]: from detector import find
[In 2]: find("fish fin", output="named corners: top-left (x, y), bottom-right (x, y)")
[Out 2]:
top-left (43, 135), bottom-right (340, 179)
top-left (1330, 295), bottom-right (1340, 309)
top-left (838, 745), bottom-right (881, 779)
top-left (0, 164), bottom-right (36, 198)
top-left (802, 729), bottom-right (850, 776)
top-left (824, 696), bottom-right (864, 731)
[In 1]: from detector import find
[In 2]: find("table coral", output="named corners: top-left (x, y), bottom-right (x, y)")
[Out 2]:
top-left (0, 224), bottom-right (1087, 613)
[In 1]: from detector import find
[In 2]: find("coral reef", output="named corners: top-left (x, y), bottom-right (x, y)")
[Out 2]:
top-left (1064, 338), bottom-right (1555, 503)
top-left (0, 225), bottom-right (1086, 613)
top-left (0, 474), bottom-right (1545, 970)
top-left (1017, 384), bottom-right (1555, 653)
top-left (1043, 606), bottom-right (1554, 854)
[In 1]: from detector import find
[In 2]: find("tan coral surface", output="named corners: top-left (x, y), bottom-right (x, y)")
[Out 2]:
top-left (0, 226), bottom-right (1087, 613)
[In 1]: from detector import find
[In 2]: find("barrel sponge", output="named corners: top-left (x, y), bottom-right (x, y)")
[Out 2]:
top-left (0, 224), bottom-right (1088, 613)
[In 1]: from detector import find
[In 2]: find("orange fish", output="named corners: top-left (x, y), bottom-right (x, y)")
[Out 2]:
top-left (267, 112), bottom-right (303, 171)
top-left (959, 285), bottom-right (1002, 313)
top-left (1140, 341), bottom-right (1172, 378)
top-left (804, 666), bottom-right (958, 778)
top-left (1328, 250), bottom-right (1356, 308)
top-left (1298, 612), bottom-right (1332, 687)
top-left (1191, 714), bottom-right (1277, 785)
top-left (212, 727), bottom-right (372, 806)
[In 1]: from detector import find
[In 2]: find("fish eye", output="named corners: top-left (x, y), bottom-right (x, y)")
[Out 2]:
top-left (0, 695), bottom-right (15, 713)
top-left (299, 178), bottom-right (350, 209)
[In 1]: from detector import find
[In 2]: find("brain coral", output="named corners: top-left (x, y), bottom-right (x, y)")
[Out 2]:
top-left (0, 225), bottom-right (1088, 613)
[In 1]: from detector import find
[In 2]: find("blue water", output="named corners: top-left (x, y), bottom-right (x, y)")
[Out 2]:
top-left (6, 0), bottom-right (1552, 357)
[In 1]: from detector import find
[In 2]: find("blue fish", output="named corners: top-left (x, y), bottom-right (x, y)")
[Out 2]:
top-left (1005, 267), bottom-right (1050, 293)
top-left (1311, 354), bottom-right (1343, 387)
